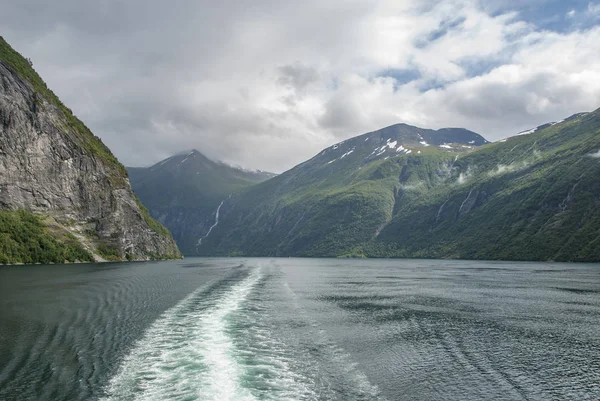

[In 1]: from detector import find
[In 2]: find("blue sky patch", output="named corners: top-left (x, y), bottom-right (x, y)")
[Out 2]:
top-left (485, 0), bottom-right (599, 33)
top-left (375, 68), bottom-right (422, 88)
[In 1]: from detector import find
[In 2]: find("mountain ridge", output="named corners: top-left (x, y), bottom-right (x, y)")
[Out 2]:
top-left (193, 122), bottom-right (490, 257)
top-left (195, 109), bottom-right (600, 262)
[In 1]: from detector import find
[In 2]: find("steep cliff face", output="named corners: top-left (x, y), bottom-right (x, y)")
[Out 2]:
top-left (0, 37), bottom-right (181, 262)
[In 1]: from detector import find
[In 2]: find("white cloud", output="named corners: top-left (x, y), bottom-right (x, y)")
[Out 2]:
top-left (457, 165), bottom-right (475, 184)
top-left (488, 162), bottom-right (530, 176)
top-left (2, 0), bottom-right (600, 172)
top-left (589, 3), bottom-right (600, 15)
top-left (589, 150), bottom-right (600, 158)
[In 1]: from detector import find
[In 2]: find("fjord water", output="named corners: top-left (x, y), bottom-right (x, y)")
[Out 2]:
top-left (0, 259), bottom-right (599, 401)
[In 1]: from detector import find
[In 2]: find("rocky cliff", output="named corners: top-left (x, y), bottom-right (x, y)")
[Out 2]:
top-left (0, 37), bottom-right (181, 263)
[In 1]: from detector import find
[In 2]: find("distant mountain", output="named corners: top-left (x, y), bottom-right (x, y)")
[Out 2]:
top-left (196, 111), bottom-right (600, 262)
top-left (0, 36), bottom-right (181, 264)
top-left (194, 123), bottom-right (489, 257)
top-left (128, 150), bottom-right (276, 254)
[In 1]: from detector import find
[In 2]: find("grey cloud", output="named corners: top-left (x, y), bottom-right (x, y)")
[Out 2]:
top-left (278, 63), bottom-right (320, 92)
top-left (319, 94), bottom-right (365, 134)
top-left (436, 70), bottom-right (595, 137)
top-left (1, 0), bottom-right (599, 172)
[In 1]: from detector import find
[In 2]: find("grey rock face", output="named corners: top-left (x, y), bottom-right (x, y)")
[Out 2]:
top-left (0, 62), bottom-right (181, 261)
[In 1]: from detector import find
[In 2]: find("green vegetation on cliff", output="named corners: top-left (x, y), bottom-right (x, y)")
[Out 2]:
top-left (0, 37), bottom-right (181, 263)
top-left (372, 110), bottom-right (600, 262)
top-left (135, 196), bottom-right (174, 239)
top-left (197, 123), bottom-right (487, 257)
top-left (0, 210), bottom-right (93, 264)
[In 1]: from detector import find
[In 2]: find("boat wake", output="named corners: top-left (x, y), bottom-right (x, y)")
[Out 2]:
top-left (101, 263), bottom-right (384, 401)
top-left (101, 268), bottom-right (260, 401)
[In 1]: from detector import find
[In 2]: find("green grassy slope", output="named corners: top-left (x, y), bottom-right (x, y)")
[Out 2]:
top-left (200, 110), bottom-right (600, 261)
top-left (198, 124), bottom-right (486, 256)
top-left (0, 210), bottom-right (93, 264)
top-left (372, 110), bottom-right (600, 261)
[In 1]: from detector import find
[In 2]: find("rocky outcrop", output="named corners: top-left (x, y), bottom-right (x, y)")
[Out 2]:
top-left (0, 39), bottom-right (181, 262)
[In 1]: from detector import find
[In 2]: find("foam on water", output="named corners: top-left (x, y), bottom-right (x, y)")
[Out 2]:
top-left (195, 268), bottom-right (261, 400)
top-left (5, 259), bottom-right (600, 400)
top-left (229, 276), bottom-right (319, 400)
top-left (101, 268), bottom-right (261, 401)
top-left (100, 263), bottom-right (385, 401)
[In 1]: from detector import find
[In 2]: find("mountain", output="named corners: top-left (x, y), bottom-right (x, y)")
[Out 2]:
top-left (194, 123), bottom-right (489, 256)
top-left (373, 110), bottom-right (600, 261)
top-left (197, 110), bottom-right (600, 262)
top-left (0, 37), bottom-right (181, 263)
top-left (128, 150), bottom-right (276, 254)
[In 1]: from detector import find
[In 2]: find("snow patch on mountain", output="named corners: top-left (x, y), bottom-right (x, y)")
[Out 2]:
top-left (327, 147), bottom-right (356, 165)
top-left (517, 128), bottom-right (537, 136)
top-left (341, 148), bottom-right (355, 158)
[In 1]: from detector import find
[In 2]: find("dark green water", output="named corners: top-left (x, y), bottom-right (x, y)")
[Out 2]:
top-left (0, 258), bottom-right (599, 400)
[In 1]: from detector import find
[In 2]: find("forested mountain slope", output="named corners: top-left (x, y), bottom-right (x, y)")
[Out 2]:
top-left (128, 150), bottom-right (275, 254)
top-left (197, 110), bottom-right (600, 262)
top-left (196, 123), bottom-right (488, 257)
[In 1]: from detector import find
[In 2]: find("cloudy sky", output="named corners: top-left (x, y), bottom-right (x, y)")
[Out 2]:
top-left (2, 0), bottom-right (600, 172)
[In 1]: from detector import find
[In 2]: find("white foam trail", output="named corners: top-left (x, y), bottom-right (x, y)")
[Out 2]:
top-left (100, 269), bottom-right (261, 401)
top-left (196, 270), bottom-right (259, 401)
top-left (231, 290), bottom-right (319, 400)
